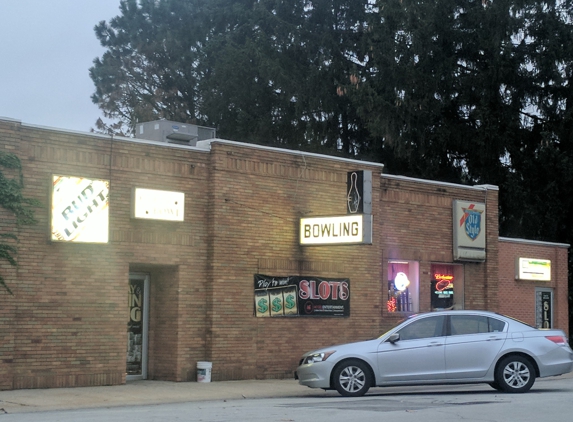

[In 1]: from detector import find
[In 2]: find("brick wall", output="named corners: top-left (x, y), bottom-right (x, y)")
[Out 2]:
top-left (0, 118), bottom-right (569, 389)
top-left (203, 143), bottom-right (502, 381)
top-left (1, 119), bottom-right (211, 389)
top-left (204, 142), bottom-right (388, 380)
top-left (379, 177), bottom-right (499, 316)
top-left (498, 238), bottom-right (569, 335)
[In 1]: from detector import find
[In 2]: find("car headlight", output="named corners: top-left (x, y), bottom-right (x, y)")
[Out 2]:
top-left (303, 351), bottom-right (336, 364)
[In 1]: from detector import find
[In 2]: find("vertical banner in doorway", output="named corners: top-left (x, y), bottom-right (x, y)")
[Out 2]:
top-left (127, 279), bottom-right (144, 375)
top-left (536, 289), bottom-right (553, 329)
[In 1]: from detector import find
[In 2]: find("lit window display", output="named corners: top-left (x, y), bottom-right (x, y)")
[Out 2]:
top-left (430, 264), bottom-right (464, 310)
top-left (387, 261), bottom-right (419, 313)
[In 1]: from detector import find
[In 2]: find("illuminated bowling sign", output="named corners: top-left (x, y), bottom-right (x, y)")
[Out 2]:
top-left (299, 214), bottom-right (372, 245)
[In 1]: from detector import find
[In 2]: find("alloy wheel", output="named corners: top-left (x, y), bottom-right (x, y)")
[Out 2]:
top-left (503, 360), bottom-right (531, 388)
top-left (338, 365), bottom-right (366, 394)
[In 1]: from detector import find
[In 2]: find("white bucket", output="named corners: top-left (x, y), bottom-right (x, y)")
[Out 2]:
top-left (197, 361), bottom-right (212, 383)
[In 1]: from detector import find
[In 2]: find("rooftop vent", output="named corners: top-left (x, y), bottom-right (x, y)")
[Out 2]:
top-left (135, 120), bottom-right (216, 146)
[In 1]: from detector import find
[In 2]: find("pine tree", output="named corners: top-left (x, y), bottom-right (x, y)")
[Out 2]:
top-left (90, 0), bottom-right (372, 154)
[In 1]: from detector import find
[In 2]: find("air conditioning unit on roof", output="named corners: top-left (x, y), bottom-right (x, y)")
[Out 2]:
top-left (135, 120), bottom-right (216, 146)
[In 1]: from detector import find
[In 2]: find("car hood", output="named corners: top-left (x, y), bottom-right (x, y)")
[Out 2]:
top-left (303, 338), bottom-right (382, 357)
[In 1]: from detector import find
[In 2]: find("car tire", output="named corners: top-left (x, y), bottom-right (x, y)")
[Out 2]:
top-left (495, 355), bottom-right (535, 393)
top-left (332, 359), bottom-right (372, 397)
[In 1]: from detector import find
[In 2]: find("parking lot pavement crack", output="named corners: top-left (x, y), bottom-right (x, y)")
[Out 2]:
top-left (0, 400), bottom-right (33, 411)
top-left (278, 397), bottom-right (509, 414)
top-left (433, 408), bottom-right (503, 422)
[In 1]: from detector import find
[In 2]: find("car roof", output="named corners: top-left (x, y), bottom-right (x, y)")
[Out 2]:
top-left (409, 310), bottom-right (534, 328)
top-left (411, 310), bottom-right (501, 317)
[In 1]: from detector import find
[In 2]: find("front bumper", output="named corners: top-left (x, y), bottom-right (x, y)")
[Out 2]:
top-left (294, 362), bottom-right (334, 389)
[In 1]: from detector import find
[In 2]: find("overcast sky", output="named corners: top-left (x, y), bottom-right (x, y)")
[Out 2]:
top-left (0, 0), bottom-right (123, 133)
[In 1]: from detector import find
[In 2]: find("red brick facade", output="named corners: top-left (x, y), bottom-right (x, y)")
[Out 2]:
top-left (0, 117), bottom-right (569, 390)
top-left (498, 238), bottom-right (569, 331)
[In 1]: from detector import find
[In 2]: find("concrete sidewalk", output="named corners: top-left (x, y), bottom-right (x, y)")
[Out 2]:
top-left (0, 379), bottom-right (323, 414)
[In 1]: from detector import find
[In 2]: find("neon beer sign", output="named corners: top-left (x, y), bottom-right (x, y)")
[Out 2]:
top-left (434, 273), bottom-right (454, 291)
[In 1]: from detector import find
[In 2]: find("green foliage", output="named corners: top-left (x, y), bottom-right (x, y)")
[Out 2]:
top-left (0, 238), bottom-right (17, 295)
top-left (89, 0), bottom-right (573, 242)
top-left (344, 0), bottom-right (573, 240)
top-left (0, 151), bottom-right (42, 294)
top-left (90, 0), bottom-right (573, 330)
top-left (90, 0), bottom-right (371, 154)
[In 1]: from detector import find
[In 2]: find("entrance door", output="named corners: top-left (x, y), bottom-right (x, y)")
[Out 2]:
top-left (127, 273), bottom-right (150, 380)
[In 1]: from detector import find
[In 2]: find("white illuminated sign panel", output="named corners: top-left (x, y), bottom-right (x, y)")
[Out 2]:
top-left (51, 175), bottom-right (109, 243)
top-left (517, 258), bottom-right (551, 281)
top-left (300, 215), bottom-right (372, 245)
top-left (132, 188), bottom-right (185, 221)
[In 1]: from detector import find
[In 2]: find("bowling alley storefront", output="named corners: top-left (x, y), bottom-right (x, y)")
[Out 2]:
top-left (0, 118), bottom-right (569, 390)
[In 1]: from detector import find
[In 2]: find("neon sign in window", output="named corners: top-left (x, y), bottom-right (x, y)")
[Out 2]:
top-left (431, 271), bottom-right (454, 309)
top-left (388, 263), bottom-right (415, 313)
top-left (386, 261), bottom-right (420, 313)
top-left (433, 274), bottom-right (454, 292)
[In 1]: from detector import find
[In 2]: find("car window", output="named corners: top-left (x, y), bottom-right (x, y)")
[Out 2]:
top-left (397, 316), bottom-right (445, 341)
top-left (450, 315), bottom-right (506, 335)
top-left (488, 317), bottom-right (506, 332)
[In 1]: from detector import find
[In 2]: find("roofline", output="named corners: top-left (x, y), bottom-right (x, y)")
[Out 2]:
top-left (0, 117), bottom-right (502, 190)
top-left (499, 237), bottom-right (570, 248)
top-left (0, 115), bottom-right (21, 124)
top-left (382, 173), bottom-right (499, 192)
top-left (196, 138), bottom-right (385, 168)
top-left (111, 135), bottom-right (211, 152)
top-left (1, 117), bottom-right (210, 153)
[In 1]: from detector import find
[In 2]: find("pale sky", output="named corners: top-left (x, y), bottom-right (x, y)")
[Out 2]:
top-left (0, 0), bottom-right (123, 132)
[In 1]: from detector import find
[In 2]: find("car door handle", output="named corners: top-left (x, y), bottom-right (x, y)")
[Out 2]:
top-left (427, 341), bottom-right (443, 347)
top-left (487, 336), bottom-right (502, 341)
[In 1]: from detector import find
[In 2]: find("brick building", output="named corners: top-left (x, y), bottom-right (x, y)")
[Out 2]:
top-left (0, 116), bottom-right (569, 390)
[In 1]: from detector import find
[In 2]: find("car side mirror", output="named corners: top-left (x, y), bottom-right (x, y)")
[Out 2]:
top-left (388, 333), bottom-right (400, 344)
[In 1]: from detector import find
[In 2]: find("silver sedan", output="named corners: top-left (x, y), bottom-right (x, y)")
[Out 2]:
top-left (295, 310), bottom-right (573, 396)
